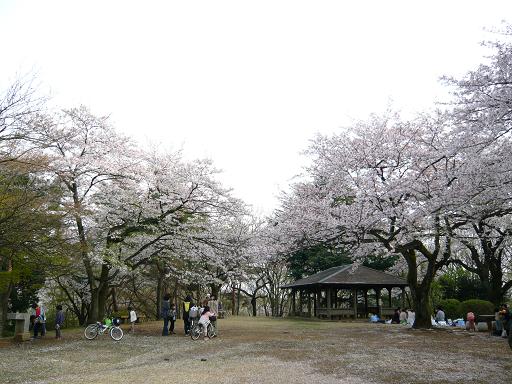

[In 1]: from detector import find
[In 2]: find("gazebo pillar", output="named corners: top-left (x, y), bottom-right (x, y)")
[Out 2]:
top-left (401, 287), bottom-right (406, 308)
top-left (388, 288), bottom-right (392, 308)
top-left (307, 291), bottom-right (312, 317)
top-left (299, 289), bottom-right (304, 316)
top-left (376, 288), bottom-right (382, 316)
top-left (314, 286), bottom-right (318, 317)
top-left (326, 287), bottom-right (332, 319)
top-left (352, 288), bottom-right (358, 318)
top-left (292, 289), bottom-right (296, 316)
top-left (364, 289), bottom-right (368, 317)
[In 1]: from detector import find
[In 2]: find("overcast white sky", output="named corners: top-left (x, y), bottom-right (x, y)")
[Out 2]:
top-left (0, 1), bottom-right (510, 214)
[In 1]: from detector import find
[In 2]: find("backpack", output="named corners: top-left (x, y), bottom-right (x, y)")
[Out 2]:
top-left (189, 306), bottom-right (198, 319)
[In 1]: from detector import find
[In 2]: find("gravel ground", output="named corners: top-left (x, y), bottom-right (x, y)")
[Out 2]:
top-left (0, 317), bottom-right (510, 384)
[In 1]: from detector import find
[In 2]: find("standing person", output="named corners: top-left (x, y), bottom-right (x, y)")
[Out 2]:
top-left (39, 305), bottom-right (47, 336)
top-left (161, 294), bottom-right (171, 336)
top-left (128, 306), bottom-right (137, 333)
top-left (208, 295), bottom-right (219, 335)
top-left (29, 304), bottom-right (36, 331)
top-left (494, 307), bottom-right (503, 335)
top-left (55, 305), bottom-right (64, 339)
top-left (467, 311), bottom-right (476, 332)
top-left (32, 303), bottom-right (46, 338)
top-left (500, 304), bottom-right (510, 337)
top-left (31, 303), bottom-right (40, 338)
top-left (183, 295), bottom-right (192, 336)
top-left (169, 304), bottom-right (177, 335)
top-left (218, 300), bottom-right (224, 318)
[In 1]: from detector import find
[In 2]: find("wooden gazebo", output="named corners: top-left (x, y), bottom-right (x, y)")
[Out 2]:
top-left (281, 264), bottom-right (408, 319)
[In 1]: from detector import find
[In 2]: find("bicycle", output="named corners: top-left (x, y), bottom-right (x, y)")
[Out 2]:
top-left (84, 317), bottom-right (124, 341)
top-left (190, 321), bottom-right (215, 340)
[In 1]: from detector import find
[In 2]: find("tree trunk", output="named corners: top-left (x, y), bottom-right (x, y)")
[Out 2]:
top-left (410, 285), bottom-right (433, 328)
top-left (71, 184), bottom-right (100, 323)
top-left (251, 296), bottom-right (257, 316)
top-left (403, 249), bottom-right (436, 329)
top-left (0, 284), bottom-right (12, 337)
top-left (111, 287), bottom-right (119, 313)
top-left (98, 284), bottom-right (110, 320)
top-left (89, 288), bottom-right (100, 323)
top-left (156, 274), bottom-right (162, 320)
top-left (79, 302), bottom-right (88, 325)
top-left (96, 263), bottom-right (111, 320)
top-left (210, 283), bottom-right (221, 300)
top-left (231, 284), bottom-right (236, 316)
top-left (236, 283), bottom-right (241, 315)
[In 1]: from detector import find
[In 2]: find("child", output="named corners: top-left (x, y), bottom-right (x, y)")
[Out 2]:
top-left (199, 305), bottom-right (215, 340)
top-left (128, 306), bottom-right (137, 333)
top-left (55, 305), bottom-right (64, 339)
top-left (169, 304), bottom-right (177, 334)
top-left (467, 311), bottom-right (476, 332)
top-left (189, 303), bottom-right (199, 328)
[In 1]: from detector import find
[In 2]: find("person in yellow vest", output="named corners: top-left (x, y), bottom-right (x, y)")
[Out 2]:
top-left (182, 295), bottom-right (192, 335)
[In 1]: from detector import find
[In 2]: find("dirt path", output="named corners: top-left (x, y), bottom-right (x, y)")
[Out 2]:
top-left (1, 317), bottom-right (510, 384)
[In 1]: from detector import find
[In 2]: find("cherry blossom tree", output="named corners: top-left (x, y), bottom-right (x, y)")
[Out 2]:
top-left (275, 112), bottom-right (469, 328)
top-left (441, 25), bottom-right (512, 304)
top-left (30, 106), bottom-right (138, 322)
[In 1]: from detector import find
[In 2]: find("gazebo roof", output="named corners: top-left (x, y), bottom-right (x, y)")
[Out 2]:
top-left (281, 264), bottom-right (408, 289)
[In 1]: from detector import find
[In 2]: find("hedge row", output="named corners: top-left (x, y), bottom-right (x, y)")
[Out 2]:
top-left (436, 299), bottom-right (495, 320)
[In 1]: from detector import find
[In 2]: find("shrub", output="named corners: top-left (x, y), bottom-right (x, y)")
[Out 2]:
top-left (437, 298), bottom-right (461, 320)
top-left (458, 299), bottom-right (495, 319)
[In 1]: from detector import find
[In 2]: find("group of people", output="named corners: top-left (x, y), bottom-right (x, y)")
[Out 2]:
top-left (434, 304), bottom-right (511, 335)
top-left (28, 294), bottom-right (218, 341)
top-left (161, 294), bottom-right (219, 339)
top-left (370, 307), bottom-right (416, 326)
top-left (30, 303), bottom-right (65, 340)
top-left (392, 307), bottom-right (415, 325)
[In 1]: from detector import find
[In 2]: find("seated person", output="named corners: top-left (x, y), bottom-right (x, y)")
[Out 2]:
top-left (369, 313), bottom-right (385, 323)
top-left (391, 308), bottom-right (401, 324)
top-left (435, 307), bottom-right (446, 322)
top-left (399, 309), bottom-right (408, 324)
top-left (406, 309), bottom-right (415, 326)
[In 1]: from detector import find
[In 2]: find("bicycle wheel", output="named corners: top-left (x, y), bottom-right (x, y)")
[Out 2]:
top-left (110, 326), bottom-right (124, 341)
top-left (84, 324), bottom-right (99, 340)
top-left (206, 323), bottom-right (215, 338)
top-left (190, 324), bottom-right (201, 340)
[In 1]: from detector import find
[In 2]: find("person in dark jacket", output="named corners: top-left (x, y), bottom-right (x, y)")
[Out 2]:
top-left (55, 305), bottom-right (64, 339)
top-left (391, 308), bottom-right (401, 324)
top-left (169, 303), bottom-right (177, 334)
top-left (161, 294), bottom-right (171, 336)
top-left (183, 295), bottom-right (192, 335)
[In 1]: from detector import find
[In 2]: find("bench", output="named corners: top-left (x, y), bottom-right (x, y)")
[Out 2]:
top-left (120, 315), bottom-right (147, 324)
